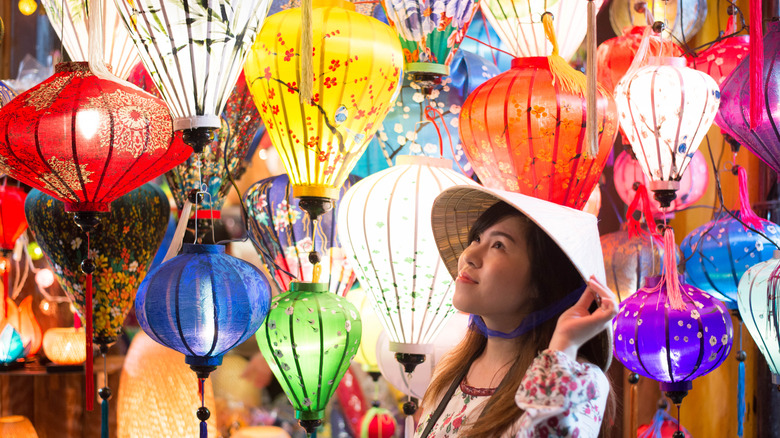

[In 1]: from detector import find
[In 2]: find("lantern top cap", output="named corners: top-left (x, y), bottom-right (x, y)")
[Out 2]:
top-left (55, 62), bottom-right (112, 74)
top-left (289, 282), bottom-right (329, 293)
top-left (181, 244), bottom-right (226, 255)
top-left (430, 185), bottom-right (606, 285)
top-left (312, 0), bottom-right (355, 11)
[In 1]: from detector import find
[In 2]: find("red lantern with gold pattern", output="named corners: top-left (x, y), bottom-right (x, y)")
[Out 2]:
top-left (458, 57), bottom-right (618, 209)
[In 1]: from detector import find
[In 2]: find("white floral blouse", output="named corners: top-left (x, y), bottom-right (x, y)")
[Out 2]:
top-left (414, 350), bottom-right (609, 438)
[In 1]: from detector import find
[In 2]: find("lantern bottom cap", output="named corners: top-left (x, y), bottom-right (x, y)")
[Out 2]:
top-left (292, 186), bottom-right (339, 201)
top-left (296, 409), bottom-right (325, 421)
top-left (405, 62), bottom-right (449, 76)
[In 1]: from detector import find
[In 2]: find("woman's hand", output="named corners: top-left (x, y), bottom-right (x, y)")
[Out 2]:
top-left (548, 276), bottom-right (618, 361)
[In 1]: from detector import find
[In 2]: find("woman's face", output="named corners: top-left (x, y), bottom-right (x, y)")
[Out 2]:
top-left (453, 215), bottom-right (534, 332)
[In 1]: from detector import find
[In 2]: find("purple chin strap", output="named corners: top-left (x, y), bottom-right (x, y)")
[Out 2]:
top-left (468, 283), bottom-right (587, 339)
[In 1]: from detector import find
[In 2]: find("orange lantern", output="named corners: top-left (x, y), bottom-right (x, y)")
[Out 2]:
top-left (17, 296), bottom-right (41, 357)
top-left (459, 56), bottom-right (618, 208)
top-left (42, 327), bottom-right (87, 365)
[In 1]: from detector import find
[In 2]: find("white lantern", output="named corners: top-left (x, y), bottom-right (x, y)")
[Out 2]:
top-left (480, 0), bottom-right (605, 60)
top-left (738, 252), bottom-right (780, 381)
top-left (614, 56), bottom-right (719, 207)
top-left (113, 0), bottom-right (271, 151)
top-left (337, 155), bottom-right (478, 370)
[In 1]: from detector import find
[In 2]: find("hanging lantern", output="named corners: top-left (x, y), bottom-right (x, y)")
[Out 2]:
top-left (42, 327), bottom-right (87, 365)
top-left (459, 55), bottom-right (617, 209)
top-left (345, 287), bottom-right (383, 373)
top-left (40, 0), bottom-right (139, 79)
top-left (0, 81), bottom-right (17, 108)
top-left (16, 296), bottom-right (42, 357)
top-left (128, 64), bottom-right (263, 216)
top-left (609, 0), bottom-right (707, 44)
top-left (244, 0), bottom-right (403, 223)
top-left (480, 0), bottom-right (605, 60)
top-left (637, 404), bottom-right (693, 438)
top-left (114, 0), bottom-right (272, 152)
top-left (26, 184), bottom-right (171, 349)
top-left (18, 0), bottom-right (37, 16)
top-left (717, 21), bottom-right (780, 174)
top-left (460, 10), bottom-right (513, 72)
top-left (382, 0), bottom-right (478, 83)
top-left (0, 415), bottom-right (39, 438)
top-left (601, 224), bottom-right (664, 302)
top-left (687, 14), bottom-right (749, 87)
top-left (613, 149), bottom-right (708, 217)
top-left (0, 185), bottom-right (28, 252)
top-left (361, 406), bottom-right (397, 438)
top-left (256, 282), bottom-right (362, 435)
top-left (338, 156), bottom-right (476, 370)
top-left (0, 324), bottom-right (24, 365)
top-left (614, 56), bottom-right (720, 207)
top-left (244, 173), bottom-right (358, 296)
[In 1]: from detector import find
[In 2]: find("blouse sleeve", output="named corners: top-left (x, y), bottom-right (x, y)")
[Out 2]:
top-left (514, 349), bottom-right (609, 438)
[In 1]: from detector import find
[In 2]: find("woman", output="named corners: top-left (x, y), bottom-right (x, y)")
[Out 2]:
top-left (416, 186), bottom-right (618, 438)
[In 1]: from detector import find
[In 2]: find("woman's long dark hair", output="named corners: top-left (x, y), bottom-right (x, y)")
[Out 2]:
top-left (421, 201), bottom-right (613, 437)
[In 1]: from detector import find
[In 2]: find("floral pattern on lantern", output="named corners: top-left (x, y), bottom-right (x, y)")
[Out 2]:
top-left (244, 0), bottom-right (403, 200)
top-left (459, 57), bottom-right (617, 209)
top-left (244, 173), bottom-right (358, 296)
top-left (687, 15), bottom-right (749, 87)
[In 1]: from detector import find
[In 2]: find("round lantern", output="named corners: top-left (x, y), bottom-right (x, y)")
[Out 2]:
top-left (360, 406), bottom-right (396, 438)
top-left (717, 21), bottom-right (780, 175)
top-left (256, 282), bottom-right (362, 435)
top-left (738, 253), bottom-right (780, 380)
top-left (0, 185), bottom-right (28, 252)
top-left (613, 275), bottom-right (733, 402)
top-left (687, 14), bottom-right (749, 87)
top-left (40, 0), bottom-right (139, 79)
top-left (42, 328), bottom-right (87, 365)
top-left (459, 57), bottom-right (617, 209)
top-left (0, 415), bottom-right (38, 438)
top-left (244, 173), bottom-right (358, 296)
top-left (681, 212), bottom-right (780, 308)
top-left (0, 62), bottom-right (189, 225)
top-left (114, 0), bottom-right (271, 152)
top-left (613, 150), bottom-right (708, 217)
top-left (480, 0), bottom-right (605, 60)
top-left (382, 0), bottom-right (478, 81)
top-left (614, 57), bottom-right (720, 207)
top-left (128, 64), bottom-right (263, 215)
top-left (601, 224), bottom-right (664, 302)
top-left (244, 0), bottom-right (403, 222)
top-left (609, 0), bottom-right (707, 44)
top-left (338, 156), bottom-right (477, 368)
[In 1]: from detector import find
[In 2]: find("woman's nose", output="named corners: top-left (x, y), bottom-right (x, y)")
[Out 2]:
top-left (459, 242), bottom-right (481, 269)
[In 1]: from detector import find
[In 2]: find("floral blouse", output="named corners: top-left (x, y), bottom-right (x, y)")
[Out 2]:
top-left (414, 350), bottom-right (609, 438)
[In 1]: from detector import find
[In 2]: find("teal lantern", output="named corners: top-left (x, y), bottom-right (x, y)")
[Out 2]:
top-left (257, 282), bottom-right (362, 435)
top-left (738, 253), bottom-right (780, 380)
top-left (0, 324), bottom-right (24, 365)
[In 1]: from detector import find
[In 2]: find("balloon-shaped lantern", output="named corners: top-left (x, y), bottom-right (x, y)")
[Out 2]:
top-left (361, 406), bottom-right (397, 438)
top-left (481, 0), bottom-right (605, 60)
top-left (738, 253), bottom-right (780, 381)
top-left (687, 13), bottom-right (749, 87)
top-left (136, 243), bottom-right (272, 437)
top-left (114, 0), bottom-right (272, 152)
top-left (459, 15), bottom-right (618, 209)
top-left (338, 156), bottom-right (477, 371)
top-left (614, 55), bottom-right (720, 207)
top-left (244, 173), bottom-right (358, 296)
top-left (382, 0), bottom-right (478, 83)
top-left (256, 282), bottom-right (361, 435)
top-left (601, 224), bottom-right (664, 302)
top-left (609, 0), bottom-right (707, 44)
top-left (244, 0), bottom-right (403, 226)
top-left (717, 21), bottom-right (780, 175)
top-left (41, 0), bottom-right (139, 79)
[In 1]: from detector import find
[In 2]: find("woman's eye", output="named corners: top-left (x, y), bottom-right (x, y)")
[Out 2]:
top-left (492, 241), bottom-right (504, 249)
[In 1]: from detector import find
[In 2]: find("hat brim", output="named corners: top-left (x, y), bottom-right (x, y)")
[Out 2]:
top-left (430, 185), bottom-right (607, 286)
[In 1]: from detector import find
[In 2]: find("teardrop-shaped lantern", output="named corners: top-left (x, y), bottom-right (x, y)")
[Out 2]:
top-left (687, 14), bottom-right (749, 87)
top-left (738, 253), bottom-right (780, 381)
top-left (256, 281), bottom-right (361, 435)
top-left (614, 57), bottom-right (719, 207)
top-left (459, 57), bottom-right (617, 208)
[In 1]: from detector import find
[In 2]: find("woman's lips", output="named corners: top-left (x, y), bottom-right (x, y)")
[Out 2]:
top-left (457, 272), bottom-right (478, 284)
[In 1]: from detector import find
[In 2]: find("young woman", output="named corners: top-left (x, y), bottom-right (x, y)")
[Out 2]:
top-left (416, 186), bottom-right (618, 438)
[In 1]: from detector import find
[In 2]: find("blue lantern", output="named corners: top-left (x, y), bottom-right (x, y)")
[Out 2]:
top-left (460, 10), bottom-right (512, 72)
top-left (681, 211), bottom-right (780, 309)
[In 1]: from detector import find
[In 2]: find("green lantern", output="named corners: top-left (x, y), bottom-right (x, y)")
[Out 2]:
top-left (257, 282), bottom-right (362, 435)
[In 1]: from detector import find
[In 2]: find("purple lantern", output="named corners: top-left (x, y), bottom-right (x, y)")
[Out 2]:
top-left (613, 275), bottom-right (733, 402)
top-left (717, 21), bottom-right (780, 174)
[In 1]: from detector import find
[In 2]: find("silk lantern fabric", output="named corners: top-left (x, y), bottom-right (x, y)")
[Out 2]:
top-left (244, 0), bottom-right (403, 200)
top-left (25, 184), bottom-right (170, 346)
top-left (687, 15), bottom-right (749, 87)
top-left (716, 21), bottom-right (780, 175)
top-left (0, 62), bottom-right (190, 213)
top-left (608, 0), bottom-right (707, 44)
top-left (613, 276), bottom-right (733, 393)
top-left (460, 57), bottom-right (617, 209)
top-left (0, 185), bottom-right (28, 252)
top-left (681, 212), bottom-right (780, 308)
top-left (244, 173), bottom-right (358, 296)
top-left (601, 224), bottom-right (664, 302)
top-left (738, 255), bottom-right (780, 379)
top-left (136, 244), bottom-right (272, 369)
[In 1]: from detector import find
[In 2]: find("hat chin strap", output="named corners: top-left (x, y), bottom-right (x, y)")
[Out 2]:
top-left (469, 283), bottom-right (586, 339)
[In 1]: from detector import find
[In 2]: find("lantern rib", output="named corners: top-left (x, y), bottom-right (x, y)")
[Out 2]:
top-left (649, 69), bottom-right (664, 180)
top-left (552, 76), bottom-right (564, 204)
top-left (762, 265), bottom-right (780, 371)
top-left (525, 68), bottom-right (540, 197)
top-left (204, 256), bottom-right (220, 358)
top-left (180, 1), bottom-right (202, 116)
top-left (315, 294), bottom-right (325, 409)
top-left (288, 308), bottom-right (311, 409)
top-left (633, 302), bottom-right (655, 379)
top-left (407, 164), bottom-right (422, 344)
top-left (691, 305), bottom-right (730, 378)
top-left (69, 91), bottom-right (93, 202)
top-left (265, 317), bottom-right (304, 408)
top-left (384, 166), bottom-right (411, 343)
top-left (172, 261), bottom-right (199, 357)
top-left (676, 294), bottom-right (705, 382)
top-left (89, 91), bottom-right (115, 204)
top-left (25, 111), bottom-right (76, 202)
top-left (662, 299), bottom-right (676, 382)
top-left (670, 69), bottom-right (686, 177)
top-left (623, 78), bottom-right (653, 182)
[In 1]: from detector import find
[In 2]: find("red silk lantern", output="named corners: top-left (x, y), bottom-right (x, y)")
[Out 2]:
top-left (459, 57), bottom-right (618, 209)
top-left (361, 406), bottom-right (397, 438)
top-left (0, 185), bottom-right (27, 252)
top-left (688, 14), bottom-right (749, 87)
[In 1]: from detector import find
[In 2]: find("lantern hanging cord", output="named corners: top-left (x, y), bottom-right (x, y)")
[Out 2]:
top-left (462, 36), bottom-right (515, 59)
top-left (99, 353), bottom-right (110, 438)
top-left (83, 231), bottom-right (95, 411)
top-left (197, 377), bottom-right (210, 438)
top-left (480, 11), bottom-right (498, 66)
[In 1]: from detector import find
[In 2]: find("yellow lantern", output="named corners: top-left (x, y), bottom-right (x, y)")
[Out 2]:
top-left (244, 0), bottom-right (403, 222)
top-left (0, 416), bottom-right (38, 438)
top-left (17, 0), bottom-right (37, 16)
top-left (42, 327), bottom-right (86, 365)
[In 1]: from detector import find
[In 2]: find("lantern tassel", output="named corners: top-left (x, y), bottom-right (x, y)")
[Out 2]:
top-left (541, 13), bottom-right (588, 96)
top-left (737, 166), bottom-right (764, 232)
top-left (101, 393), bottom-right (109, 438)
top-left (738, 354), bottom-right (746, 436)
top-left (650, 227), bottom-right (685, 310)
top-left (585, 0), bottom-right (598, 158)
top-left (749, 0), bottom-right (764, 129)
top-left (300, 0), bottom-right (314, 104)
top-left (626, 184), bottom-right (662, 244)
top-left (638, 406), bottom-right (666, 438)
top-left (405, 414), bottom-right (414, 438)
top-left (198, 378), bottom-right (209, 438)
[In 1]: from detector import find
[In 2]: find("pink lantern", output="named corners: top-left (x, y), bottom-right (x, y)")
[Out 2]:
top-left (613, 150), bottom-right (708, 217)
top-left (687, 14), bottom-right (749, 87)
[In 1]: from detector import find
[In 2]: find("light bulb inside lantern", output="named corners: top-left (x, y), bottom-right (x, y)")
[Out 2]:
top-left (27, 243), bottom-right (43, 261)
top-left (39, 299), bottom-right (55, 316)
top-left (35, 269), bottom-right (54, 289)
top-left (0, 259), bottom-right (8, 274)
top-left (77, 110), bottom-right (101, 140)
top-left (18, 0), bottom-right (37, 15)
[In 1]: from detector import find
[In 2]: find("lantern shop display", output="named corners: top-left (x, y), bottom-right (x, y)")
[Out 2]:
top-left (0, 324), bottom-right (24, 365)
top-left (42, 328), bottom-right (87, 365)
top-left (688, 13), bottom-right (749, 87)
top-left (609, 0), bottom-right (707, 44)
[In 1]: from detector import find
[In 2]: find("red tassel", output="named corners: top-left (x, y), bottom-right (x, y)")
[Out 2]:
top-left (626, 184), bottom-right (662, 244)
top-left (650, 228), bottom-right (685, 310)
top-left (738, 166), bottom-right (764, 231)
top-left (749, 0), bottom-right (764, 129)
top-left (2, 261), bottom-right (7, 319)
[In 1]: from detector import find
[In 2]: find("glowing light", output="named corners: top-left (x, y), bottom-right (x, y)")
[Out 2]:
top-left (35, 268), bottom-right (54, 289)
top-left (18, 0), bottom-right (37, 15)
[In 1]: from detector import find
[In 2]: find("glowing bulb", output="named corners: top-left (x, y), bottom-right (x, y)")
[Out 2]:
top-left (18, 0), bottom-right (37, 15)
top-left (35, 268), bottom-right (54, 289)
top-left (0, 259), bottom-right (7, 274)
top-left (69, 303), bottom-right (77, 314)
top-left (27, 243), bottom-right (43, 261)
top-left (77, 110), bottom-right (101, 140)
top-left (39, 299), bottom-right (55, 316)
